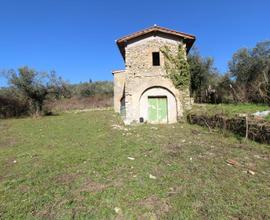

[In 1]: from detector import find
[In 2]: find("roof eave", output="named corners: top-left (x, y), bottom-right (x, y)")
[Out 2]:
top-left (117, 41), bottom-right (126, 61)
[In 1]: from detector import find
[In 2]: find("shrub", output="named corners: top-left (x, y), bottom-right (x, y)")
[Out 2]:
top-left (0, 88), bottom-right (29, 118)
top-left (4, 67), bottom-right (69, 116)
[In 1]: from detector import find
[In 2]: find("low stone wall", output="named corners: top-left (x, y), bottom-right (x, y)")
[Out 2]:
top-left (187, 114), bottom-right (270, 144)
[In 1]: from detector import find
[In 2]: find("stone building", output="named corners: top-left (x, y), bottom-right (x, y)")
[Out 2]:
top-left (113, 25), bottom-right (196, 124)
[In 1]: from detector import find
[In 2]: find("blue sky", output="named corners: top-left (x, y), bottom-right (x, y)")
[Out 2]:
top-left (0, 0), bottom-right (269, 87)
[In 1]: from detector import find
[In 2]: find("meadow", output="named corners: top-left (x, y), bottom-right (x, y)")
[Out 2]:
top-left (0, 110), bottom-right (269, 219)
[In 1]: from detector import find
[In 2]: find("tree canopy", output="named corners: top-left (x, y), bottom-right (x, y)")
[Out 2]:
top-left (5, 66), bottom-right (68, 116)
top-left (228, 41), bottom-right (270, 103)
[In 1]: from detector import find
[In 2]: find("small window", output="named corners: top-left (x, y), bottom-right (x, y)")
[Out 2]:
top-left (152, 52), bottom-right (160, 66)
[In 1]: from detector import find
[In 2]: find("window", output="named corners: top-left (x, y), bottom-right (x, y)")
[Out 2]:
top-left (152, 52), bottom-right (160, 66)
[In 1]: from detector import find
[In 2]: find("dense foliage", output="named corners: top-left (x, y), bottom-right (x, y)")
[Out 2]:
top-left (0, 88), bottom-right (29, 118)
top-left (3, 67), bottom-right (69, 116)
top-left (228, 41), bottom-right (270, 104)
top-left (188, 41), bottom-right (270, 105)
top-left (188, 48), bottom-right (220, 103)
top-left (161, 45), bottom-right (190, 89)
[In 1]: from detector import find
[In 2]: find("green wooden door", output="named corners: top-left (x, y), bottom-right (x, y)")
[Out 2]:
top-left (148, 97), bottom-right (168, 123)
top-left (148, 98), bottom-right (158, 122)
top-left (157, 98), bottom-right (168, 122)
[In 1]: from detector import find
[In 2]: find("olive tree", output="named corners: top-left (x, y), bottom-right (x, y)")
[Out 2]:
top-left (6, 66), bottom-right (69, 116)
top-left (228, 41), bottom-right (270, 104)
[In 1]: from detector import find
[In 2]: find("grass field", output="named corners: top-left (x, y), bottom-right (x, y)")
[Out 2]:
top-left (0, 110), bottom-right (269, 219)
top-left (189, 103), bottom-right (270, 120)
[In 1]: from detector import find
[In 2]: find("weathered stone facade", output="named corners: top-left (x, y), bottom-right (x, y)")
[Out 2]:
top-left (113, 26), bottom-right (195, 124)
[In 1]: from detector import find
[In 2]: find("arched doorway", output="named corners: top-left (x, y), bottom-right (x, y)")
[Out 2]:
top-left (139, 87), bottom-right (177, 124)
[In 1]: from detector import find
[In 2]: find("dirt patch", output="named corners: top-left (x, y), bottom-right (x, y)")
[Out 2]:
top-left (78, 178), bottom-right (107, 193)
top-left (0, 137), bottom-right (18, 148)
top-left (110, 178), bottom-right (125, 188)
top-left (32, 199), bottom-right (69, 220)
top-left (55, 173), bottom-right (81, 185)
top-left (245, 162), bottom-right (257, 170)
top-left (111, 124), bottom-right (129, 131)
top-left (233, 143), bottom-right (250, 149)
top-left (191, 129), bottom-right (201, 135)
top-left (167, 186), bottom-right (184, 196)
top-left (150, 165), bottom-right (165, 179)
top-left (254, 154), bottom-right (270, 161)
top-left (19, 184), bottom-right (31, 193)
top-left (197, 151), bottom-right (216, 160)
top-left (164, 142), bottom-right (183, 157)
top-left (32, 207), bottom-right (55, 220)
top-left (137, 196), bottom-right (170, 217)
top-left (4, 157), bottom-right (17, 168)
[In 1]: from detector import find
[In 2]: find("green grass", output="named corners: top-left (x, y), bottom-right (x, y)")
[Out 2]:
top-left (0, 110), bottom-right (269, 219)
top-left (190, 103), bottom-right (270, 119)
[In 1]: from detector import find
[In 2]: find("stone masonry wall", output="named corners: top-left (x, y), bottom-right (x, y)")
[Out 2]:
top-left (113, 70), bottom-right (126, 113)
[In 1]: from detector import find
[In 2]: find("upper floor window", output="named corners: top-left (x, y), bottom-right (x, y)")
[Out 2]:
top-left (152, 52), bottom-right (160, 66)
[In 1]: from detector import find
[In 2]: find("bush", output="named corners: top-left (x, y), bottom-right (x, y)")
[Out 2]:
top-left (71, 81), bottom-right (113, 97)
top-left (4, 67), bottom-right (70, 116)
top-left (0, 88), bottom-right (29, 118)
